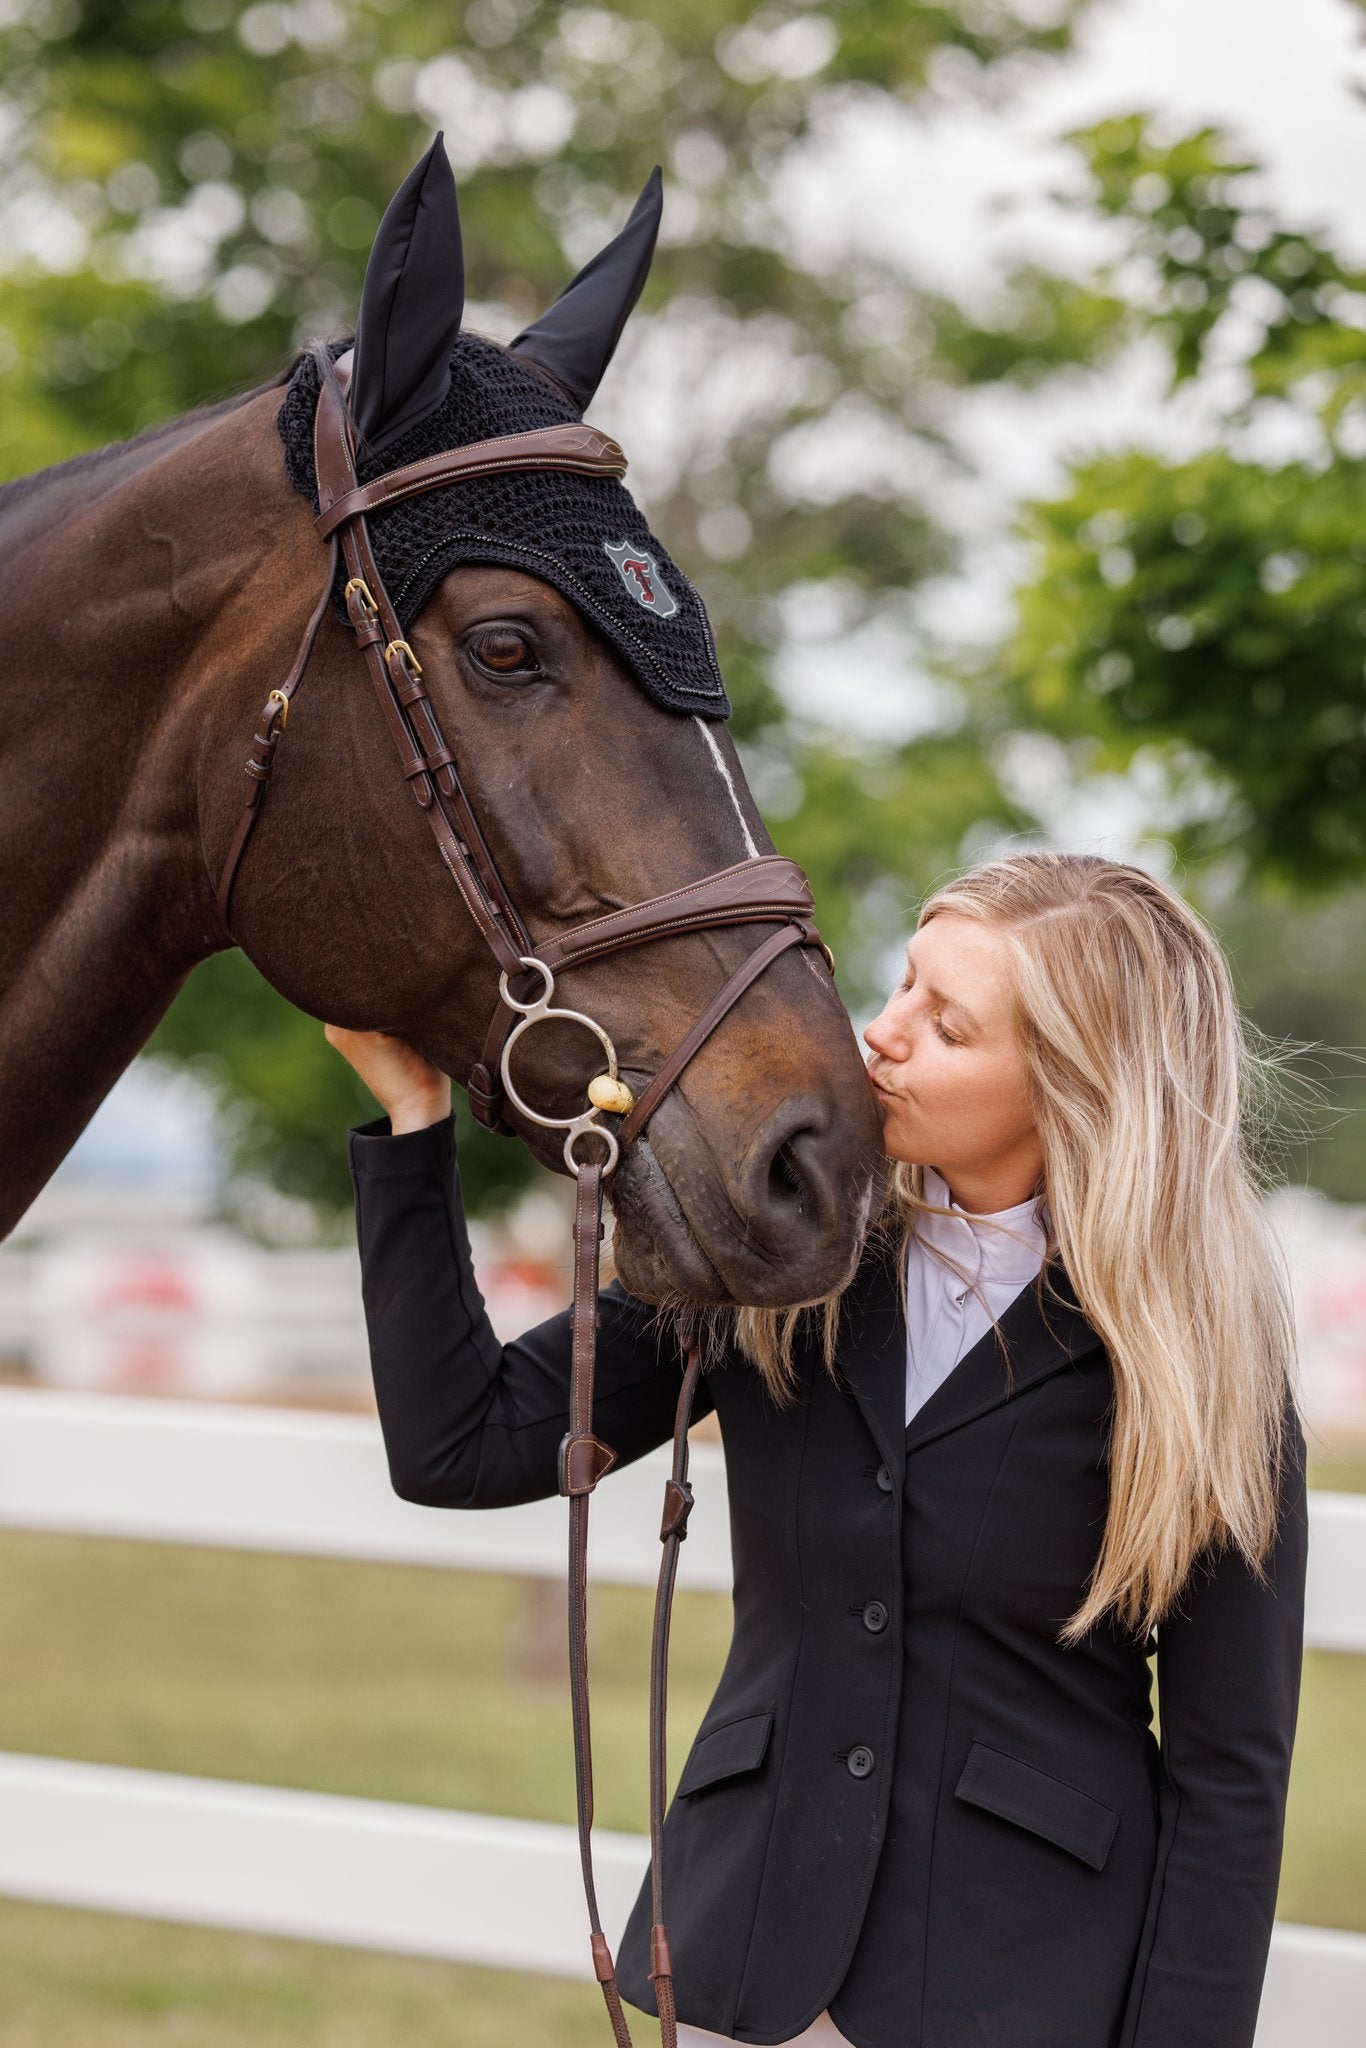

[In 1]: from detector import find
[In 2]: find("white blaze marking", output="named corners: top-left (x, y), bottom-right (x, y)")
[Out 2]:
top-left (694, 716), bottom-right (760, 859)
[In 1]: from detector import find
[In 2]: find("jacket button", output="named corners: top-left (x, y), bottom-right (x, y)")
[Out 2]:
top-left (862, 1601), bottom-right (888, 1634)
top-left (847, 1746), bottom-right (875, 1779)
top-left (875, 1464), bottom-right (893, 1492)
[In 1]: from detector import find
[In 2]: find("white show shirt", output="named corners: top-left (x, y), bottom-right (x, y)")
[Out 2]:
top-left (905, 1165), bottom-right (1049, 1428)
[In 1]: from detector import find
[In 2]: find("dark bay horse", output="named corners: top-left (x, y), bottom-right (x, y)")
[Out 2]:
top-left (0, 142), bottom-right (881, 1308)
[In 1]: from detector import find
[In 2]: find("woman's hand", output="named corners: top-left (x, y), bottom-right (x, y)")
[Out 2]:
top-left (324, 1025), bottom-right (452, 1135)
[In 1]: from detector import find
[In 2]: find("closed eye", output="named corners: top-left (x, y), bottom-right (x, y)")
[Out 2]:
top-left (902, 964), bottom-right (964, 1046)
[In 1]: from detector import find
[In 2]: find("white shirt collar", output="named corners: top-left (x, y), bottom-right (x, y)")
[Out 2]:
top-left (916, 1163), bottom-right (1049, 1289)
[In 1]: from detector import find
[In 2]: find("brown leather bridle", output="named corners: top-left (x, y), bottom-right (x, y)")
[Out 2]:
top-left (216, 353), bottom-right (836, 2046)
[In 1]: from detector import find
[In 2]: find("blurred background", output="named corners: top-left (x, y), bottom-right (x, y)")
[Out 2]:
top-left (2, 0), bottom-right (1366, 2041)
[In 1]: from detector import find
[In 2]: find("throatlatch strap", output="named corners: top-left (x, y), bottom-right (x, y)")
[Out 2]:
top-left (215, 537), bottom-right (339, 931)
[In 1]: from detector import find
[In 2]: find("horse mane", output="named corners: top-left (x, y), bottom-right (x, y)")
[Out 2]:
top-left (0, 357), bottom-right (301, 534)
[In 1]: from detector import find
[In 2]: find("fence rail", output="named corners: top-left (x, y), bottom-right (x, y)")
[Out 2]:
top-left (0, 1386), bottom-right (1362, 2044)
top-left (0, 1385), bottom-right (733, 1587)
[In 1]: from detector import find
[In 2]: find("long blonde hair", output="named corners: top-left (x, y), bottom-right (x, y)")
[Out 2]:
top-left (739, 850), bottom-right (1301, 1645)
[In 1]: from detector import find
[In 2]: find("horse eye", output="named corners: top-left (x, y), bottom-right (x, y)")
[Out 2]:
top-left (472, 627), bottom-right (537, 675)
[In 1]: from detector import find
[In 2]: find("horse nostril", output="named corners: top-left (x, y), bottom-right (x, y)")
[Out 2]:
top-left (745, 1096), bottom-right (849, 1258)
top-left (766, 1135), bottom-right (810, 1216)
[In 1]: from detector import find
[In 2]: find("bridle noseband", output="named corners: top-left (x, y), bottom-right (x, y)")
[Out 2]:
top-left (216, 355), bottom-right (838, 2047)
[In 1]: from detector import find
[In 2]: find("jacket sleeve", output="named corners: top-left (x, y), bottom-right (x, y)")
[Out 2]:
top-left (1121, 1386), bottom-right (1310, 2048)
top-left (348, 1113), bottom-right (714, 1509)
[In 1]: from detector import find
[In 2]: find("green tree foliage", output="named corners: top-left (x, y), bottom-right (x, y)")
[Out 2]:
top-left (1208, 884), bottom-right (1366, 1204)
top-left (1, 0), bottom-right (1093, 494)
top-left (4, 1), bottom-right (1100, 1215)
top-left (1005, 116), bottom-right (1366, 888)
top-left (149, 949), bottom-right (537, 1217)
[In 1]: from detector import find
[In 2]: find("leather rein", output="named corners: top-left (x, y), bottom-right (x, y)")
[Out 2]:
top-left (215, 353), bottom-right (834, 2047)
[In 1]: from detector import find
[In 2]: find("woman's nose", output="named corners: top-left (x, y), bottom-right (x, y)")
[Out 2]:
top-left (866, 989), bottom-right (920, 1065)
top-left (863, 1000), bottom-right (899, 1060)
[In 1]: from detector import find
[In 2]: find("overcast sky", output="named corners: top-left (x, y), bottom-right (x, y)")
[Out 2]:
top-left (791, 0), bottom-right (1366, 301)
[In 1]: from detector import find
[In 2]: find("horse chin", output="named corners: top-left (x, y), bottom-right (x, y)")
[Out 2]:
top-left (609, 1140), bottom-right (737, 1306)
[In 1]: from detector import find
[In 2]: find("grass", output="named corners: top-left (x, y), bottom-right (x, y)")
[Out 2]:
top-left (0, 1445), bottom-right (1360, 2042)
top-left (0, 1538), bottom-right (733, 1829)
top-left (0, 1534), bottom-right (732, 2046)
top-left (1305, 1434), bottom-right (1366, 1497)
top-left (0, 1902), bottom-right (614, 2048)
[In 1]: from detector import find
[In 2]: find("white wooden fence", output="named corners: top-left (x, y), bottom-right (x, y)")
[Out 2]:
top-left (0, 1385), bottom-right (1362, 2043)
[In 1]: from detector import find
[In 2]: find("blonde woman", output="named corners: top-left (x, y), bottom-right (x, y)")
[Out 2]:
top-left (327, 850), bottom-right (1307, 2048)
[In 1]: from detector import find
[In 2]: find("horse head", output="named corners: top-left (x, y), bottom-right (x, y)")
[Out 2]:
top-left (0, 136), bottom-right (882, 1304)
top-left (213, 135), bottom-right (883, 1307)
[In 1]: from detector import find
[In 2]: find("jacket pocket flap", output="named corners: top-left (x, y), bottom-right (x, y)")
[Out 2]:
top-left (954, 1741), bottom-right (1119, 1871)
top-left (677, 1711), bottom-right (774, 1796)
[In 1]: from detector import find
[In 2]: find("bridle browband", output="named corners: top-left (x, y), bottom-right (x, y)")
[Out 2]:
top-left (215, 353), bottom-right (836, 2047)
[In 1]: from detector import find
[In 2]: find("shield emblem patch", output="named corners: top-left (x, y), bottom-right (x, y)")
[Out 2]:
top-left (603, 539), bottom-right (679, 619)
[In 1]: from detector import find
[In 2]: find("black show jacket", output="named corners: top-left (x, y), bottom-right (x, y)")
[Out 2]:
top-left (349, 1116), bottom-right (1308, 2048)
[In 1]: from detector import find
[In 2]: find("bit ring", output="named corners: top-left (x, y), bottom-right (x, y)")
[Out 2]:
top-left (498, 956), bottom-right (624, 1176)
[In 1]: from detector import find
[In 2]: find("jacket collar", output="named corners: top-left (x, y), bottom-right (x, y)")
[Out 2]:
top-left (916, 1164), bottom-right (1051, 1291)
top-left (833, 1229), bottom-right (1105, 1485)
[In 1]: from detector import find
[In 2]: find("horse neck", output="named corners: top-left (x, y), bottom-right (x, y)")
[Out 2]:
top-left (0, 387), bottom-right (304, 1236)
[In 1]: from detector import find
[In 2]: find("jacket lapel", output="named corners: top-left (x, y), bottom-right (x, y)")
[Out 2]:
top-left (905, 1260), bottom-right (1105, 1453)
top-left (833, 1230), bottom-right (911, 1491)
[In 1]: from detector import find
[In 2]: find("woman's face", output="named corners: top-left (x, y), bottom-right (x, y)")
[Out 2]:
top-left (862, 912), bottom-right (1044, 1203)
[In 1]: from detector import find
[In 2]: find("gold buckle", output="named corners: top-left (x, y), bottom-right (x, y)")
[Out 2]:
top-left (266, 689), bottom-right (290, 728)
top-left (384, 638), bottom-right (423, 677)
top-left (343, 576), bottom-right (379, 619)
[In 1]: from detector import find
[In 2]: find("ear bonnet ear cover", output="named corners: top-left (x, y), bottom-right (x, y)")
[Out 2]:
top-left (348, 136), bottom-right (464, 460)
top-left (508, 166), bottom-right (662, 410)
top-left (276, 156), bottom-right (729, 719)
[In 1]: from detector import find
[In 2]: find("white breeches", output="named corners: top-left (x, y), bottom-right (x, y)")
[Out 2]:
top-left (677, 2014), bottom-right (846, 2046)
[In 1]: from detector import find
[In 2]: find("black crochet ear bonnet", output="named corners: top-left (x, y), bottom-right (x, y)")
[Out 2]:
top-left (275, 335), bottom-right (729, 718)
top-left (274, 137), bottom-right (729, 720)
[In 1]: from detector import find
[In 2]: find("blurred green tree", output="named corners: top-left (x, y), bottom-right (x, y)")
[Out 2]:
top-left (2, 0), bottom-right (1095, 1216)
top-left (1209, 883), bottom-right (1366, 1203)
top-left (1004, 115), bottom-right (1366, 890)
top-left (988, 114), bottom-right (1366, 1200)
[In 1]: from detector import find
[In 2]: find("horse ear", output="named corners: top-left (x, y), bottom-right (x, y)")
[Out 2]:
top-left (350, 133), bottom-right (464, 458)
top-left (509, 167), bottom-right (662, 411)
